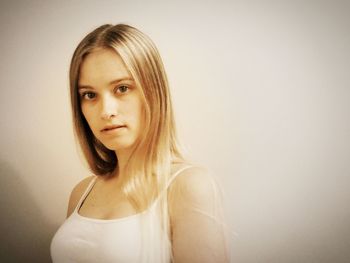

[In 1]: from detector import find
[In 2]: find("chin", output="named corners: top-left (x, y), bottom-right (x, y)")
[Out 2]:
top-left (102, 140), bottom-right (136, 152)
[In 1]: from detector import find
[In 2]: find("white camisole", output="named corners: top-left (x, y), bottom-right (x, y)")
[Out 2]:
top-left (50, 166), bottom-right (193, 263)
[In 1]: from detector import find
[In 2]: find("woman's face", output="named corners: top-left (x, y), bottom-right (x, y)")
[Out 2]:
top-left (78, 48), bottom-right (144, 152)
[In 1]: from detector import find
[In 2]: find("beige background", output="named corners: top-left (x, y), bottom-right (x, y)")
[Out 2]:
top-left (0, 0), bottom-right (349, 262)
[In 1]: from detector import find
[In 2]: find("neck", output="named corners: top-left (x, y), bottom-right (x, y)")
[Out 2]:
top-left (113, 147), bottom-right (133, 179)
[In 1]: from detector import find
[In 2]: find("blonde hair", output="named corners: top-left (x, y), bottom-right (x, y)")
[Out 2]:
top-left (70, 24), bottom-right (184, 261)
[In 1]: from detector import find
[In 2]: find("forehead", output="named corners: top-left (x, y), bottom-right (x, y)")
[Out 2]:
top-left (79, 48), bottom-right (132, 86)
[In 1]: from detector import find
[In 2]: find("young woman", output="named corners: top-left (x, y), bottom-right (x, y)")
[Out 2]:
top-left (50, 24), bottom-right (230, 263)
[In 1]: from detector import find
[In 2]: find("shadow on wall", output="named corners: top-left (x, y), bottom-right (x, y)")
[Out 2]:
top-left (0, 160), bottom-right (56, 263)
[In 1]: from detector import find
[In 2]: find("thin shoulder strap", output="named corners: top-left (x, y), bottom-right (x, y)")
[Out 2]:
top-left (149, 165), bottom-right (195, 209)
top-left (74, 176), bottom-right (98, 212)
top-left (166, 165), bottom-right (195, 189)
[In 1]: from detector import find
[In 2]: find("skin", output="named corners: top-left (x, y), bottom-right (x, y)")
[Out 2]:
top-left (66, 165), bottom-right (229, 262)
top-left (73, 48), bottom-right (147, 219)
top-left (78, 48), bottom-right (144, 178)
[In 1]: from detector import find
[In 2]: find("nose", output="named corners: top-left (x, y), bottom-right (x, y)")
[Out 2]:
top-left (100, 93), bottom-right (118, 120)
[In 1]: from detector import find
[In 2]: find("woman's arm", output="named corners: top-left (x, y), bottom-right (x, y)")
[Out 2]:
top-left (168, 167), bottom-right (230, 263)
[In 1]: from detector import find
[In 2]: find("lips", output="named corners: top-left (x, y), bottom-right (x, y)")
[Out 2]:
top-left (101, 125), bottom-right (126, 132)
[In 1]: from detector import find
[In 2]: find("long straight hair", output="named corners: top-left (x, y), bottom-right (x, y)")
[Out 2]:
top-left (70, 24), bottom-right (184, 262)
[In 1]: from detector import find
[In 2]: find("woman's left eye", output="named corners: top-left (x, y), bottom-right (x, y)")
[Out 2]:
top-left (116, 85), bottom-right (129, 94)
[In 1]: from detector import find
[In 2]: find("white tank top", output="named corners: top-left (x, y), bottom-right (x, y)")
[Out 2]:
top-left (50, 165), bottom-right (193, 263)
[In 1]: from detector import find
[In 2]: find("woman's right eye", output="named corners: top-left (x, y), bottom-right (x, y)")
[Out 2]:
top-left (80, 92), bottom-right (96, 100)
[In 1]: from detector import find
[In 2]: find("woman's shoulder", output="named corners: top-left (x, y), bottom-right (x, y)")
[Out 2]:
top-left (66, 175), bottom-right (97, 217)
top-left (168, 162), bottom-right (222, 220)
top-left (169, 162), bottom-right (217, 201)
top-left (171, 161), bottom-right (209, 180)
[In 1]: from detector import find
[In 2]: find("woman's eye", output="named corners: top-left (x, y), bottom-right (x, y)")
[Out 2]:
top-left (116, 85), bottom-right (129, 94)
top-left (81, 92), bottom-right (96, 100)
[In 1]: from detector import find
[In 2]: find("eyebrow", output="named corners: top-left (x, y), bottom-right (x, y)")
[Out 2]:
top-left (78, 77), bottom-right (134, 90)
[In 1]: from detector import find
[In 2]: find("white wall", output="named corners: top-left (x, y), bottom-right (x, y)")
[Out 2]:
top-left (0, 0), bottom-right (349, 262)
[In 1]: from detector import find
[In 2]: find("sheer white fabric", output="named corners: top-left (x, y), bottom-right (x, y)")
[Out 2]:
top-left (50, 165), bottom-right (231, 263)
top-left (168, 166), bottom-right (231, 262)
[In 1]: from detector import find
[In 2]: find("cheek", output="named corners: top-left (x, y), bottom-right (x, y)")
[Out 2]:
top-left (136, 104), bottom-right (147, 132)
top-left (127, 96), bottom-right (144, 120)
top-left (81, 107), bottom-right (96, 129)
top-left (136, 98), bottom-right (145, 117)
top-left (81, 106), bottom-right (88, 122)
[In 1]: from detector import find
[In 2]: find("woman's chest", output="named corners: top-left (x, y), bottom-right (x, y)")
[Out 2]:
top-left (78, 181), bottom-right (138, 220)
top-left (78, 197), bottom-right (137, 220)
top-left (51, 215), bottom-right (143, 263)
